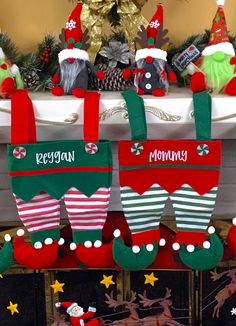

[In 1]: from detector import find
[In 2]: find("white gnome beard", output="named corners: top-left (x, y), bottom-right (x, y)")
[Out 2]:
top-left (60, 59), bottom-right (86, 94)
top-left (70, 307), bottom-right (84, 317)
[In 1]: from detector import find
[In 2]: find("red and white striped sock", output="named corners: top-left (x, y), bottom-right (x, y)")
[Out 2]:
top-left (64, 187), bottom-right (110, 244)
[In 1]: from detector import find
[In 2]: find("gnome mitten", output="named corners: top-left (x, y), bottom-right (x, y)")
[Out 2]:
top-left (0, 234), bottom-right (14, 273)
top-left (190, 0), bottom-right (236, 95)
top-left (124, 5), bottom-right (176, 96)
top-left (52, 3), bottom-right (105, 98)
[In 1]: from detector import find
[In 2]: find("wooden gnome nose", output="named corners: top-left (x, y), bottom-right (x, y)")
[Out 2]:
top-left (13, 236), bottom-right (59, 269)
top-left (145, 56), bottom-right (154, 63)
top-left (67, 58), bottom-right (75, 63)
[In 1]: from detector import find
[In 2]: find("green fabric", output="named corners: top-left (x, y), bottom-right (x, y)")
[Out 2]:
top-left (179, 234), bottom-right (223, 271)
top-left (113, 237), bottom-right (158, 271)
top-left (72, 230), bottom-right (102, 244)
top-left (31, 228), bottom-right (61, 244)
top-left (122, 90), bottom-right (147, 141)
top-left (8, 140), bottom-right (112, 202)
top-left (193, 91), bottom-right (212, 141)
top-left (15, 72), bottom-right (24, 89)
top-left (0, 241), bottom-right (14, 274)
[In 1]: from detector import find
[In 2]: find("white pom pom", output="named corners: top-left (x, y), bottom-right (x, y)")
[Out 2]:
top-left (203, 241), bottom-right (211, 249)
top-left (0, 48), bottom-right (5, 59)
top-left (172, 242), bottom-right (180, 251)
top-left (17, 229), bottom-right (25, 237)
top-left (216, 0), bottom-right (225, 7)
top-left (208, 226), bottom-right (216, 234)
top-left (4, 234), bottom-right (11, 242)
top-left (58, 238), bottom-right (65, 246)
top-left (159, 238), bottom-right (166, 247)
top-left (187, 245), bottom-right (195, 253)
top-left (94, 240), bottom-right (102, 248)
top-left (84, 241), bottom-right (92, 248)
top-left (113, 229), bottom-right (121, 238)
top-left (232, 217), bottom-right (236, 226)
top-left (70, 243), bottom-right (77, 251)
top-left (132, 245), bottom-right (140, 254)
top-left (146, 244), bottom-right (154, 252)
top-left (34, 241), bottom-right (42, 249)
top-left (44, 238), bottom-right (53, 245)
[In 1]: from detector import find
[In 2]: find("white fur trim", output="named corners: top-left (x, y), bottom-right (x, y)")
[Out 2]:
top-left (10, 64), bottom-right (19, 76)
top-left (88, 307), bottom-right (96, 312)
top-left (0, 48), bottom-right (5, 59)
top-left (216, 0), bottom-right (225, 7)
top-left (58, 49), bottom-right (89, 63)
top-left (202, 42), bottom-right (235, 56)
top-left (67, 303), bottom-right (78, 314)
top-left (135, 48), bottom-right (167, 61)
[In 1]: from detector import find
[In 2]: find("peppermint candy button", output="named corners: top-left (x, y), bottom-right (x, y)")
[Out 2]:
top-left (131, 143), bottom-right (144, 156)
top-left (197, 144), bottom-right (209, 156)
top-left (13, 146), bottom-right (27, 159)
top-left (85, 143), bottom-right (98, 155)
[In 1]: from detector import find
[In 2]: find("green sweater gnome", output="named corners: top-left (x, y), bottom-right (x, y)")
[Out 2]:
top-left (0, 48), bottom-right (24, 98)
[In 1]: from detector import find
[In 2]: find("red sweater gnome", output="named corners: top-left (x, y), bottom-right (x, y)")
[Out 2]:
top-left (55, 302), bottom-right (99, 326)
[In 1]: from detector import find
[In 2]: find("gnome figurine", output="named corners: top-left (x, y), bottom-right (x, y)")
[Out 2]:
top-left (55, 302), bottom-right (99, 326)
top-left (123, 4), bottom-right (176, 96)
top-left (0, 48), bottom-right (24, 98)
top-left (190, 0), bottom-right (236, 95)
top-left (52, 3), bottom-right (105, 98)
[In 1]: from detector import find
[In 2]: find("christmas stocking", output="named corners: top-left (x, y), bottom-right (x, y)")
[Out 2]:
top-left (63, 92), bottom-right (113, 268)
top-left (113, 90), bottom-right (223, 271)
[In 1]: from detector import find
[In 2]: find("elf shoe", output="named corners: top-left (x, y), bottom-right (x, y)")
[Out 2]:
top-left (172, 227), bottom-right (223, 271)
top-left (0, 234), bottom-right (14, 273)
top-left (112, 229), bottom-right (164, 271)
top-left (13, 229), bottom-right (64, 270)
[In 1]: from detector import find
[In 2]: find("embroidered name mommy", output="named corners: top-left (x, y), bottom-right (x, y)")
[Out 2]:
top-left (36, 151), bottom-right (75, 165)
top-left (149, 149), bottom-right (188, 163)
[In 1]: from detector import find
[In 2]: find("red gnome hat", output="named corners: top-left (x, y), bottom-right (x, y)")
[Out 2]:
top-left (58, 2), bottom-right (89, 63)
top-left (202, 0), bottom-right (235, 56)
top-left (60, 302), bottom-right (78, 315)
top-left (135, 3), bottom-right (167, 62)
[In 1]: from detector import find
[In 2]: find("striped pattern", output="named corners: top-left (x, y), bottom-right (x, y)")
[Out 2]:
top-left (64, 187), bottom-right (110, 231)
top-left (120, 184), bottom-right (168, 233)
top-left (14, 192), bottom-right (60, 233)
top-left (170, 184), bottom-right (218, 232)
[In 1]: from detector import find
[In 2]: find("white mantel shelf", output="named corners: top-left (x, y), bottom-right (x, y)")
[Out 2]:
top-left (1, 87), bottom-right (236, 142)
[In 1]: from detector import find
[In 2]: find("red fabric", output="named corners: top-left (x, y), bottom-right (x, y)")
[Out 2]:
top-left (0, 77), bottom-right (15, 98)
top-left (224, 77), bottom-right (236, 96)
top-left (146, 4), bottom-right (163, 42)
top-left (230, 57), bottom-right (236, 65)
top-left (119, 140), bottom-right (221, 195)
top-left (52, 73), bottom-right (60, 84)
top-left (52, 86), bottom-right (65, 96)
top-left (175, 231), bottom-right (207, 247)
top-left (190, 72), bottom-right (207, 93)
top-left (11, 90), bottom-right (36, 145)
top-left (209, 7), bottom-right (229, 46)
top-left (75, 242), bottom-right (114, 268)
top-left (96, 71), bottom-right (105, 80)
top-left (13, 236), bottom-right (58, 269)
top-left (70, 314), bottom-right (99, 326)
top-left (65, 3), bottom-right (83, 45)
top-left (123, 68), bottom-right (133, 80)
top-left (226, 225), bottom-right (236, 257)
top-left (168, 71), bottom-right (177, 83)
top-left (83, 92), bottom-right (100, 142)
top-left (132, 229), bottom-right (160, 246)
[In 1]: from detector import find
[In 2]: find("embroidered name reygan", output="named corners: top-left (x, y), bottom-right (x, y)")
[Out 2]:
top-left (35, 151), bottom-right (75, 165)
top-left (149, 149), bottom-right (188, 163)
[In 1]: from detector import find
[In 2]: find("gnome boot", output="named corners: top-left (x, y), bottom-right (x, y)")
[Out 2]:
top-left (51, 86), bottom-right (65, 96)
top-left (13, 229), bottom-right (64, 270)
top-left (70, 230), bottom-right (114, 268)
top-left (190, 72), bottom-right (207, 93)
top-left (112, 229), bottom-right (164, 271)
top-left (0, 77), bottom-right (15, 98)
top-left (72, 88), bottom-right (86, 98)
top-left (224, 76), bottom-right (236, 96)
top-left (172, 227), bottom-right (223, 271)
top-left (0, 234), bottom-right (14, 273)
top-left (152, 89), bottom-right (166, 97)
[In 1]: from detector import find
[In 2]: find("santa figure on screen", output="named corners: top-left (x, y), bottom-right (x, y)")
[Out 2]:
top-left (55, 301), bottom-right (99, 326)
top-left (52, 2), bottom-right (105, 98)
